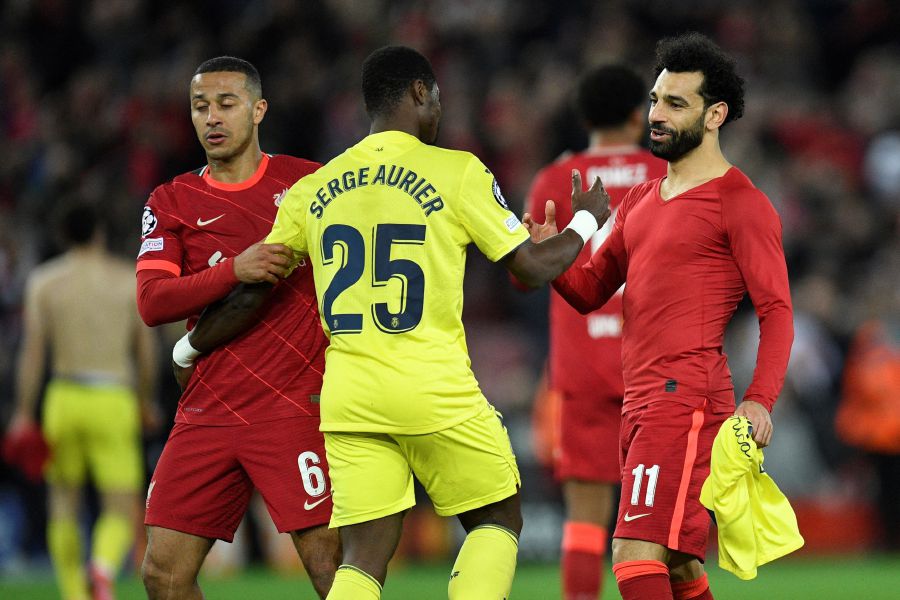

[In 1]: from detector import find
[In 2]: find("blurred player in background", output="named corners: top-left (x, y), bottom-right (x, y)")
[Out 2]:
top-left (9, 201), bottom-right (158, 600)
top-left (525, 33), bottom-right (793, 600)
top-left (172, 45), bottom-right (611, 600)
top-left (524, 64), bottom-right (665, 599)
top-left (135, 56), bottom-right (339, 599)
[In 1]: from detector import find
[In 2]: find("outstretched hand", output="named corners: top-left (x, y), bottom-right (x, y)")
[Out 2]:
top-left (570, 170), bottom-right (611, 229)
top-left (232, 240), bottom-right (294, 285)
top-left (522, 200), bottom-right (559, 243)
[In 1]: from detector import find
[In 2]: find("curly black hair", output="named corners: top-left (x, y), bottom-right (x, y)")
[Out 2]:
top-left (362, 46), bottom-right (436, 118)
top-left (654, 32), bottom-right (744, 127)
top-left (194, 56), bottom-right (262, 99)
top-left (576, 64), bottom-right (646, 129)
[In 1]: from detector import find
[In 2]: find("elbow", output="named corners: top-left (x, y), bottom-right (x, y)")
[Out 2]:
top-left (137, 302), bottom-right (163, 327)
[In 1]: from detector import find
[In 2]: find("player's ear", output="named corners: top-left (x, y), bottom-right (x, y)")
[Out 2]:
top-left (253, 98), bottom-right (268, 125)
top-left (411, 80), bottom-right (428, 106)
top-left (705, 101), bottom-right (727, 131)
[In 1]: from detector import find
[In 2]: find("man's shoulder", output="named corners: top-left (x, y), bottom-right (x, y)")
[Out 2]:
top-left (267, 154), bottom-right (322, 181)
top-left (718, 168), bottom-right (772, 205)
top-left (149, 168), bottom-right (204, 203)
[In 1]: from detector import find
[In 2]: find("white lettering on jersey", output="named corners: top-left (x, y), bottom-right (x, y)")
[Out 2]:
top-left (146, 480), bottom-right (156, 509)
top-left (587, 314), bottom-right (622, 338)
top-left (273, 188), bottom-right (288, 207)
top-left (585, 164), bottom-right (648, 190)
top-left (208, 251), bottom-right (226, 267)
top-left (138, 237), bottom-right (164, 257)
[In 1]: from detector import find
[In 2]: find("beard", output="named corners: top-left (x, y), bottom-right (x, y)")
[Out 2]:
top-left (649, 113), bottom-right (705, 162)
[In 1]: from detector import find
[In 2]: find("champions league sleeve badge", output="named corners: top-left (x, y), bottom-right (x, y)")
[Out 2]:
top-left (492, 178), bottom-right (510, 210)
top-left (141, 206), bottom-right (158, 237)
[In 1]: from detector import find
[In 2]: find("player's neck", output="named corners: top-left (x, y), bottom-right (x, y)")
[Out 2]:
top-left (588, 128), bottom-right (639, 150)
top-left (206, 147), bottom-right (264, 184)
top-left (662, 139), bottom-right (731, 199)
top-left (69, 239), bottom-right (105, 257)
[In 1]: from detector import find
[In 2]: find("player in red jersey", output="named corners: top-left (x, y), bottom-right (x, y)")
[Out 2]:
top-left (524, 65), bottom-right (665, 600)
top-left (135, 57), bottom-right (339, 599)
top-left (525, 34), bottom-right (793, 600)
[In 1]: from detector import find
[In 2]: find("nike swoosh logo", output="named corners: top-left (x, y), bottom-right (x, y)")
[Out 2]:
top-left (196, 214), bottom-right (225, 227)
top-left (303, 495), bottom-right (331, 511)
top-left (623, 512), bottom-right (651, 522)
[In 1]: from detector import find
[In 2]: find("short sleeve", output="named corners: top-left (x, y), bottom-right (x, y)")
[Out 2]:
top-left (456, 156), bottom-right (529, 262)
top-left (266, 180), bottom-right (309, 264)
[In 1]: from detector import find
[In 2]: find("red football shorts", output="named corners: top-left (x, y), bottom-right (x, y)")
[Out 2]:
top-left (556, 390), bottom-right (622, 483)
top-left (145, 416), bottom-right (332, 541)
top-left (613, 399), bottom-right (729, 560)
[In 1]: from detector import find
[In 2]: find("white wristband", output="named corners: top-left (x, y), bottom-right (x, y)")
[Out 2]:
top-left (172, 333), bottom-right (201, 368)
top-left (564, 210), bottom-right (599, 244)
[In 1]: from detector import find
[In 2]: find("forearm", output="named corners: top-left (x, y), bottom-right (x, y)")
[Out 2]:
top-left (134, 321), bottom-right (158, 408)
top-left (136, 262), bottom-right (239, 326)
top-left (743, 303), bottom-right (794, 412)
top-left (504, 230), bottom-right (585, 288)
top-left (187, 282), bottom-right (275, 353)
top-left (15, 338), bottom-right (45, 417)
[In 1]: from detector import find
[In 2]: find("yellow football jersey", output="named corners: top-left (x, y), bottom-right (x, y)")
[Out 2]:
top-left (267, 131), bottom-right (529, 434)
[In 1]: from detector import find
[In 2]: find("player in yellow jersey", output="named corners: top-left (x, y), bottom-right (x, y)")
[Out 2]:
top-left (173, 46), bottom-right (611, 599)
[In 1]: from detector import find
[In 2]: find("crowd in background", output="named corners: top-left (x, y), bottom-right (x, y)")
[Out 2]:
top-left (1, 0), bottom-right (898, 568)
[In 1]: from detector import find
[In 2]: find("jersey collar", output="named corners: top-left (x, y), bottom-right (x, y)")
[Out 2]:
top-left (202, 153), bottom-right (271, 191)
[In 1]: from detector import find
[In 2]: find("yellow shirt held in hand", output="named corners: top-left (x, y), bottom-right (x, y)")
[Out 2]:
top-left (267, 130), bottom-right (529, 435)
top-left (700, 416), bottom-right (804, 580)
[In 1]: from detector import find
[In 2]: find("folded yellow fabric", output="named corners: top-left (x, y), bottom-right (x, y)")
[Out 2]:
top-left (700, 416), bottom-right (804, 580)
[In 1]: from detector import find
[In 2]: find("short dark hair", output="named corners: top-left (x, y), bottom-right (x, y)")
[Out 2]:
top-left (194, 56), bottom-right (262, 99)
top-left (56, 200), bottom-right (101, 246)
top-left (654, 32), bottom-right (744, 126)
top-left (362, 46), bottom-right (436, 118)
top-left (576, 64), bottom-right (646, 129)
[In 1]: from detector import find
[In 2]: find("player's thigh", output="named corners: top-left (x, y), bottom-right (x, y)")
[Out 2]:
top-left (614, 401), bottom-right (727, 559)
top-left (324, 431), bottom-right (415, 528)
top-left (41, 380), bottom-right (87, 486)
top-left (83, 386), bottom-right (143, 492)
top-left (239, 417), bottom-right (333, 533)
top-left (557, 390), bottom-right (621, 483)
top-left (402, 404), bottom-right (520, 517)
top-left (144, 525), bottom-right (214, 580)
top-left (145, 423), bottom-right (254, 542)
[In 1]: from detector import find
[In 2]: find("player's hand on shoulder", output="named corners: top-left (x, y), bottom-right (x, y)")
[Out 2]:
top-left (522, 200), bottom-right (558, 243)
top-left (570, 169), bottom-right (610, 228)
top-left (233, 241), bottom-right (294, 284)
top-left (734, 400), bottom-right (773, 448)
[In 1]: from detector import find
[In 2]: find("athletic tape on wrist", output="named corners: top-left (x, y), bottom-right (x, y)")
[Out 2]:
top-left (172, 334), bottom-right (201, 368)
top-left (564, 210), bottom-right (599, 244)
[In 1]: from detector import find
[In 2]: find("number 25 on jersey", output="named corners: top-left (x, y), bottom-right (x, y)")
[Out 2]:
top-left (321, 223), bottom-right (426, 335)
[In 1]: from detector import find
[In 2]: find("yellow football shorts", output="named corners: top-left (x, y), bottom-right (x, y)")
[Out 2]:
top-left (325, 403), bottom-right (521, 528)
top-left (41, 379), bottom-right (143, 491)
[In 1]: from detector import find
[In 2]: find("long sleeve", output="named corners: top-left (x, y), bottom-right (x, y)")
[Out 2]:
top-left (136, 262), bottom-right (238, 326)
top-left (552, 199), bottom-right (628, 314)
top-left (724, 190), bottom-right (794, 412)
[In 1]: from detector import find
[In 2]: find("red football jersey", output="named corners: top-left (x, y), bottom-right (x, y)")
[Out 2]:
top-left (527, 146), bottom-right (666, 395)
top-left (553, 167), bottom-right (793, 413)
top-left (137, 154), bottom-right (327, 425)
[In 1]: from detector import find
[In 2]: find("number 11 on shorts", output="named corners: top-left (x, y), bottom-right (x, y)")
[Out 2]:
top-left (630, 463), bottom-right (660, 507)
